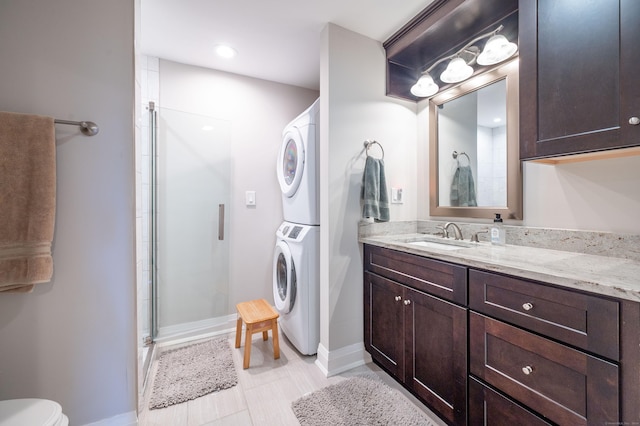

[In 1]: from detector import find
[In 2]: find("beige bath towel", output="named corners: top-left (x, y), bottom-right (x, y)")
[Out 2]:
top-left (0, 111), bottom-right (56, 293)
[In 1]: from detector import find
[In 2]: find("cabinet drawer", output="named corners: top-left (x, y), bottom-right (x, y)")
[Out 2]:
top-left (470, 313), bottom-right (619, 425)
top-left (468, 377), bottom-right (552, 426)
top-left (364, 244), bottom-right (467, 304)
top-left (469, 269), bottom-right (619, 360)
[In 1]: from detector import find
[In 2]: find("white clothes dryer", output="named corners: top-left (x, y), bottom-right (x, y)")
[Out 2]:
top-left (272, 221), bottom-right (319, 355)
top-left (277, 99), bottom-right (320, 225)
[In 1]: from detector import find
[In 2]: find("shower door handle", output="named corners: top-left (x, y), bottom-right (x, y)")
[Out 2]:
top-left (218, 204), bottom-right (225, 240)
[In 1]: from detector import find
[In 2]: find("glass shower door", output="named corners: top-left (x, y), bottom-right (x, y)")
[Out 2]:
top-left (156, 107), bottom-right (231, 332)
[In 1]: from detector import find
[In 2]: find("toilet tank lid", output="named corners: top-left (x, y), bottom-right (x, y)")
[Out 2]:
top-left (0, 398), bottom-right (63, 426)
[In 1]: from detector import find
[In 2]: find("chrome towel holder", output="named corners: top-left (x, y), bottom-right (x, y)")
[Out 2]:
top-left (54, 119), bottom-right (99, 136)
top-left (364, 139), bottom-right (384, 159)
top-left (452, 150), bottom-right (470, 165)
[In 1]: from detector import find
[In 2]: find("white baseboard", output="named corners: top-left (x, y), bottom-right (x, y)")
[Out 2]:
top-left (315, 341), bottom-right (370, 377)
top-left (155, 314), bottom-right (237, 346)
top-left (81, 411), bottom-right (138, 426)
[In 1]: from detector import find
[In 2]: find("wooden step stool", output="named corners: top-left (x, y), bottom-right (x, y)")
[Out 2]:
top-left (235, 298), bottom-right (280, 369)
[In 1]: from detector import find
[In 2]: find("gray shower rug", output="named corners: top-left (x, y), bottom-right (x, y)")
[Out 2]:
top-left (292, 373), bottom-right (438, 425)
top-left (149, 337), bottom-right (238, 409)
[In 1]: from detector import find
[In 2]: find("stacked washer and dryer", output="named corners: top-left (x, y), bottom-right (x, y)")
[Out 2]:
top-left (273, 99), bottom-right (320, 355)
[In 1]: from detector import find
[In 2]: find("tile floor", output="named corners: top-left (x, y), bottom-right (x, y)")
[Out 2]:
top-left (137, 330), bottom-right (445, 425)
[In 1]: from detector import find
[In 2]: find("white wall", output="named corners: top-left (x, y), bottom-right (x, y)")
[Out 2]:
top-left (522, 158), bottom-right (640, 234)
top-left (0, 1), bottom-right (137, 425)
top-left (477, 125), bottom-right (507, 206)
top-left (158, 60), bottom-right (318, 321)
top-left (318, 23), bottom-right (417, 374)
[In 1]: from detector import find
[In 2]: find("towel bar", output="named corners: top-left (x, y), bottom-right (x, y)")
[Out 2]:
top-left (54, 119), bottom-right (99, 136)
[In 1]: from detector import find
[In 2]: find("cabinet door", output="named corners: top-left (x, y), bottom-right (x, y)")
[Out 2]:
top-left (519, 0), bottom-right (640, 159)
top-left (364, 272), bottom-right (405, 379)
top-left (405, 288), bottom-right (467, 425)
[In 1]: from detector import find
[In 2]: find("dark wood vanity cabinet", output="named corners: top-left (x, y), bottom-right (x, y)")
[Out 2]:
top-left (364, 245), bottom-right (467, 425)
top-left (363, 244), bottom-right (640, 425)
top-left (519, 0), bottom-right (640, 160)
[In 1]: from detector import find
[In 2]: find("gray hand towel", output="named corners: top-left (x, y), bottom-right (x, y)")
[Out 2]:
top-left (361, 156), bottom-right (389, 222)
top-left (450, 165), bottom-right (477, 207)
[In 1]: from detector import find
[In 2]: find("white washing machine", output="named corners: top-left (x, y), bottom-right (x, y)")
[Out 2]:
top-left (277, 99), bottom-right (320, 226)
top-left (272, 221), bottom-right (319, 355)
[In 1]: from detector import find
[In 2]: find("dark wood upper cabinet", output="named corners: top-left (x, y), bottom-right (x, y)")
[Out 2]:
top-left (383, 0), bottom-right (518, 101)
top-left (519, 0), bottom-right (640, 160)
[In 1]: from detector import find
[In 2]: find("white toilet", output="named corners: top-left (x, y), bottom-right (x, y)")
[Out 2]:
top-left (0, 399), bottom-right (68, 426)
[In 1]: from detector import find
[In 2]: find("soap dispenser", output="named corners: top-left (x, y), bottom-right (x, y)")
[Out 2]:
top-left (491, 213), bottom-right (506, 245)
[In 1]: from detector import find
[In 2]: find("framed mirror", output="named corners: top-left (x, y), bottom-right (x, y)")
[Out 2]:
top-left (429, 59), bottom-right (522, 219)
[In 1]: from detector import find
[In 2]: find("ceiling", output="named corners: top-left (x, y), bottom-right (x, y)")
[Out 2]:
top-left (140, 0), bottom-right (434, 90)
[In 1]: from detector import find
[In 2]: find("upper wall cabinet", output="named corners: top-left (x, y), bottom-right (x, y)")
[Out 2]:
top-left (519, 0), bottom-right (640, 160)
top-left (383, 0), bottom-right (518, 101)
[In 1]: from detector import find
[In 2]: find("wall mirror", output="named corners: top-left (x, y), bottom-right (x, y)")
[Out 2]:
top-left (429, 59), bottom-right (522, 219)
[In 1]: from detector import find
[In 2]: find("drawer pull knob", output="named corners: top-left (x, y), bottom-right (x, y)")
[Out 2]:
top-left (522, 302), bottom-right (534, 311)
top-left (404, 299), bottom-right (411, 305)
top-left (630, 116), bottom-right (640, 125)
top-left (522, 365), bottom-right (533, 375)
top-left (395, 296), bottom-right (402, 302)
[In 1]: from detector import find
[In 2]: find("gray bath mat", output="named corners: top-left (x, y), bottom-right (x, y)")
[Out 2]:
top-left (292, 373), bottom-right (437, 425)
top-left (149, 337), bottom-right (238, 409)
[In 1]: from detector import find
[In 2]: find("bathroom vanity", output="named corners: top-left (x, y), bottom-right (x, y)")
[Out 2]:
top-left (362, 232), bottom-right (640, 425)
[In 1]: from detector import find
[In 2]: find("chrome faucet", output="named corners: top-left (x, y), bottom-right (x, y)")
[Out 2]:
top-left (443, 222), bottom-right (463, 240)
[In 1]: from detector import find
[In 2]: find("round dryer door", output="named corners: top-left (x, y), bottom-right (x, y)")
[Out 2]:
top-left (273, 240), bottom-right (296, 314)
top-left (277, 126), bottom-right (305, 197)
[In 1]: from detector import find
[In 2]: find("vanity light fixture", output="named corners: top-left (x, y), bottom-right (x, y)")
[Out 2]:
top-left (411, 25), bottom-right (517, 98)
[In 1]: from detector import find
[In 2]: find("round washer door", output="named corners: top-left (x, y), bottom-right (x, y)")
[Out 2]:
top-left (277, 127), bottom-right (305, 197)
top-left (273, 240), bottom-right (296, 314)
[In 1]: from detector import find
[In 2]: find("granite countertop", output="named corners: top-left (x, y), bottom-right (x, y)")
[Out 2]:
top-left (360, 233), bottom-right (640, 303)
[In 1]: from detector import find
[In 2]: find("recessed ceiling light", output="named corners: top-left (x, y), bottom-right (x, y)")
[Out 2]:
top-left (493, 117), bottom-right (502, 123)
top-left (202, 125), bottom-right (214, 131)
top-left (215, 44), bottom-right (237, 59)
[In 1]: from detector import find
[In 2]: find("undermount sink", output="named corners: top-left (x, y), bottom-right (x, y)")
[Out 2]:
top-left (406, 238), bottom-right (472, 251)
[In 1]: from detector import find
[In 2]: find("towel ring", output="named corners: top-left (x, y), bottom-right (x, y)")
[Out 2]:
top-left (452, 150), bottom-right (470, 166)
top-left (364, 140), bottom-right (384, 159)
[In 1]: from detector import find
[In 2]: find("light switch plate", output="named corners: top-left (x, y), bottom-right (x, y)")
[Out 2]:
top-left (245, 191), bottom-right (256, 206)
top-left (391, 187), bottom-right (403, 204)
